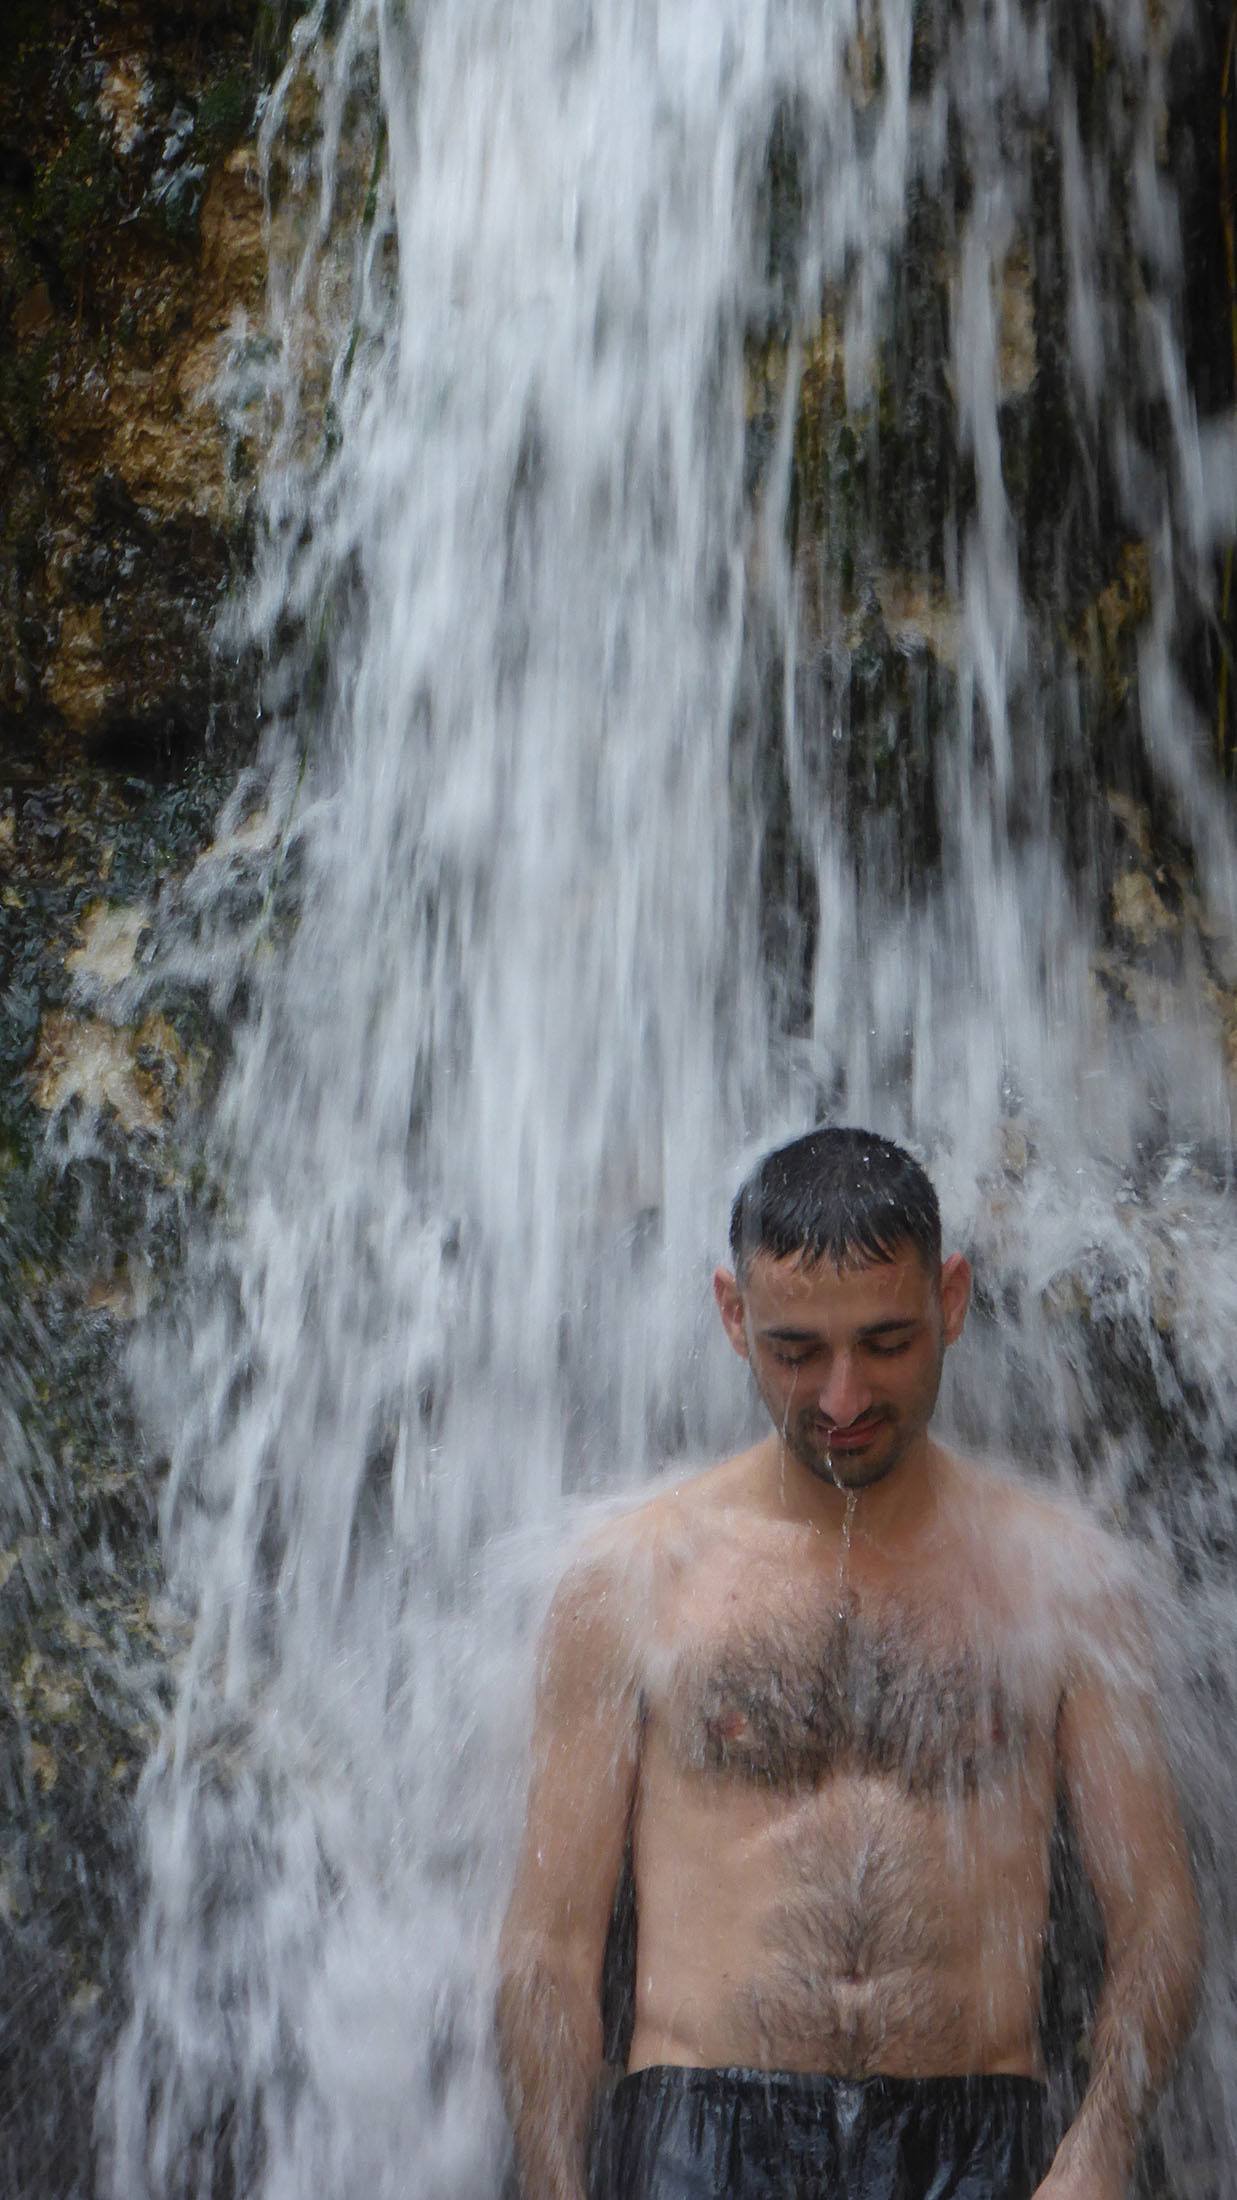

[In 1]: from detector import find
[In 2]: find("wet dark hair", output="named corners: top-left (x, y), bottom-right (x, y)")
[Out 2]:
top-left (729, 1126), bottom-right (941, 1278)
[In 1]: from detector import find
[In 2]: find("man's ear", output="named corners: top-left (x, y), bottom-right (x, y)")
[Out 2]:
top-left (938, 1252), bottom-right (972, 1347)
top-left (713, 1267), bottom-right (751, 1361)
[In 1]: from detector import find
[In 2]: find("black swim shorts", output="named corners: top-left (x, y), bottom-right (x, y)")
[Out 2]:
top-left (588, 2064), bottom-right (1050, 2199)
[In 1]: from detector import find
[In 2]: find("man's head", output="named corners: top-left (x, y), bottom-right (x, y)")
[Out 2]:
top-left (714, 1127), bottom-right (970, 1492)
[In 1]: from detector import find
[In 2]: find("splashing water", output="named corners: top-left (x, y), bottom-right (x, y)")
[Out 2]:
top-left (100, 0), bottom-right (1237, 2193)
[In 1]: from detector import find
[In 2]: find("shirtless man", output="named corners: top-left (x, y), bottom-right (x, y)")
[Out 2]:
top-left (496, 1127), bottom-right (1201, 2199)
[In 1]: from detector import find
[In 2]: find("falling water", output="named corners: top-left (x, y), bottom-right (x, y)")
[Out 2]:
top-left (99, 0), bottom-right (1237, 2193)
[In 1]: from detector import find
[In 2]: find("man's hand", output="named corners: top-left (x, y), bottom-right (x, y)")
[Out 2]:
top-left (1032, 2171), bottom-right (1126, 2200)
top-left (1032, 2139), bottom-right (1128, 2200)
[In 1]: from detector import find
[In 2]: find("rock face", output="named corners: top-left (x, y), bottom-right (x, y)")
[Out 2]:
top-left (1, 0), bottom-right (271, 771)
top-left (743, 0), bottom-right (1237, 1096)
top-left (0, 750), bottom-right (242, 2196)
top-left (0, 5), bottom-right (279, 2191)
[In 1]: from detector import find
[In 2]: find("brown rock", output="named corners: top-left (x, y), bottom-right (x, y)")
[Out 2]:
top-left (29, 1010), bottom-right (187, 1133)
top-left (96, 56), bottom-right (153, 156)
top-left (997, 248), bottom-right (1036, 401)
top-left (13, 286), bottom-right (55, 342)
top-left (45, 606), bottom-right (110, 735)
top-left (1111, 867), bottom-right (1178, 944)
top-left (65, 901), bottom-right (149, 990)
top-left (875, 572), bottom-right (962, 666)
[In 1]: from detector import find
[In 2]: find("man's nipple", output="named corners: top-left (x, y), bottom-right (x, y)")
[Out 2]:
top-left (715, 1707), bottom-right (750, 1744)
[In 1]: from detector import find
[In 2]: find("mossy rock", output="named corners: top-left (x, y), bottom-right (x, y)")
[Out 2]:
top-left (30, 126), bottom-right (122, 280)
top-left (197, 68), bottom-right (256, 157)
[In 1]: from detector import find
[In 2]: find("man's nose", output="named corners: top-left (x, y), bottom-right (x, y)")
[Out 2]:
top-left (817, 1356), bottom-right (872, 1427)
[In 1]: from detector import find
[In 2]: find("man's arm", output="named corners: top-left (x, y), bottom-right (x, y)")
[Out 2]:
top-left (1037, 1585), bottom-right (1202, 2199)
top-left (496, 1555), bottom-right (641, 2200)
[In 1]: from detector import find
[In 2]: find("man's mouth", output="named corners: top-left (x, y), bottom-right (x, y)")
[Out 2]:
top-left (816, 1414), bottom-right (885, 1452)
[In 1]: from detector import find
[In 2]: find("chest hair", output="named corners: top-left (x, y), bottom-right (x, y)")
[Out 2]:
top-left (663, 1594), bottom-right (1035, 1797)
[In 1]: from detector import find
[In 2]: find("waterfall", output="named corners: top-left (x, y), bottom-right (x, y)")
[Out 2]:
top-left (101, 0), bottom-right (1237, 2193)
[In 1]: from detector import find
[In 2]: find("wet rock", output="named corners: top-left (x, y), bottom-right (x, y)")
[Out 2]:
top-left (995, 246), bottom-right (1037, 401)
top-left (0, 0), bottom-right (268, 769)
top-left (65, 900), bottom-right (150, 991)
top-left (778, 0), bottom-right (1237, 1096)
top-left (1111, 867), bottom-right (1179, 948)
top-left (0, 695), bottom-right (244, 2195)
top-left (29, 1009), bottom-right (189, 1133)
top-left (873, 572), bottom-right (962, 668)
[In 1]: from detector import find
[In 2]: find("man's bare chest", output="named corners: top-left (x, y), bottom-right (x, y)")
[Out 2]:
top-left (652, 1572), bottom-right (1053, 1798)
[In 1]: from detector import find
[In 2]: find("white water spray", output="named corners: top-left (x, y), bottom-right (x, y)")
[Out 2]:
top-left (102, 0), bottom-right (1237, 2193)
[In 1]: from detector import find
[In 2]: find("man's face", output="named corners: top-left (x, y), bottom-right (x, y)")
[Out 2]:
top-left (713, 1243), bottom-right (971, 1491)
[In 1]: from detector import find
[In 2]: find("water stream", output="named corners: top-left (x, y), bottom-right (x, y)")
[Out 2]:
top-left (99, 0), bottom-right (1237, 2192)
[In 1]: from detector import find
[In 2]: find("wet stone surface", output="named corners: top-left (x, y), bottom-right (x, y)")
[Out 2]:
top-left (0, 0), bottom-right (273, 772)
top-left (0, 737), bottom-right (247, 2194)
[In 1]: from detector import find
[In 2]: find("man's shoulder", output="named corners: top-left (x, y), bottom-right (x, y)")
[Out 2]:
top-left (945, 1451), bottom-right (1145, 1624)
top-left (569, 1447), bottom-right (760, 1558)
top-left (547, 1448), bottom-right (765, 1615)
top-left (948, 1446), bottom-right (1107, 1535)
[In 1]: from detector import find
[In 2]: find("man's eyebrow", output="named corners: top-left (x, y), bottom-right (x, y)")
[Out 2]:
top-left (857, 1316), bottom-right (918, 1338)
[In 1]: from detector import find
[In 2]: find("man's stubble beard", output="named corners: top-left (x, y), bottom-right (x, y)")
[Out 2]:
top-left (751, 1375), bottom-right (906, 1492)
top-left (787, 1412), bottom-right (906, 1492)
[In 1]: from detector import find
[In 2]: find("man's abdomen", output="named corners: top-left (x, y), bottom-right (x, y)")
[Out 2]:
top-left (627, 1769), bottom-right (1052, 2081)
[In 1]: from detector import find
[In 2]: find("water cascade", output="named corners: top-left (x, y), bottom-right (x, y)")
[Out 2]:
top-left (90, 0), bottom-right (1237, 2193)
